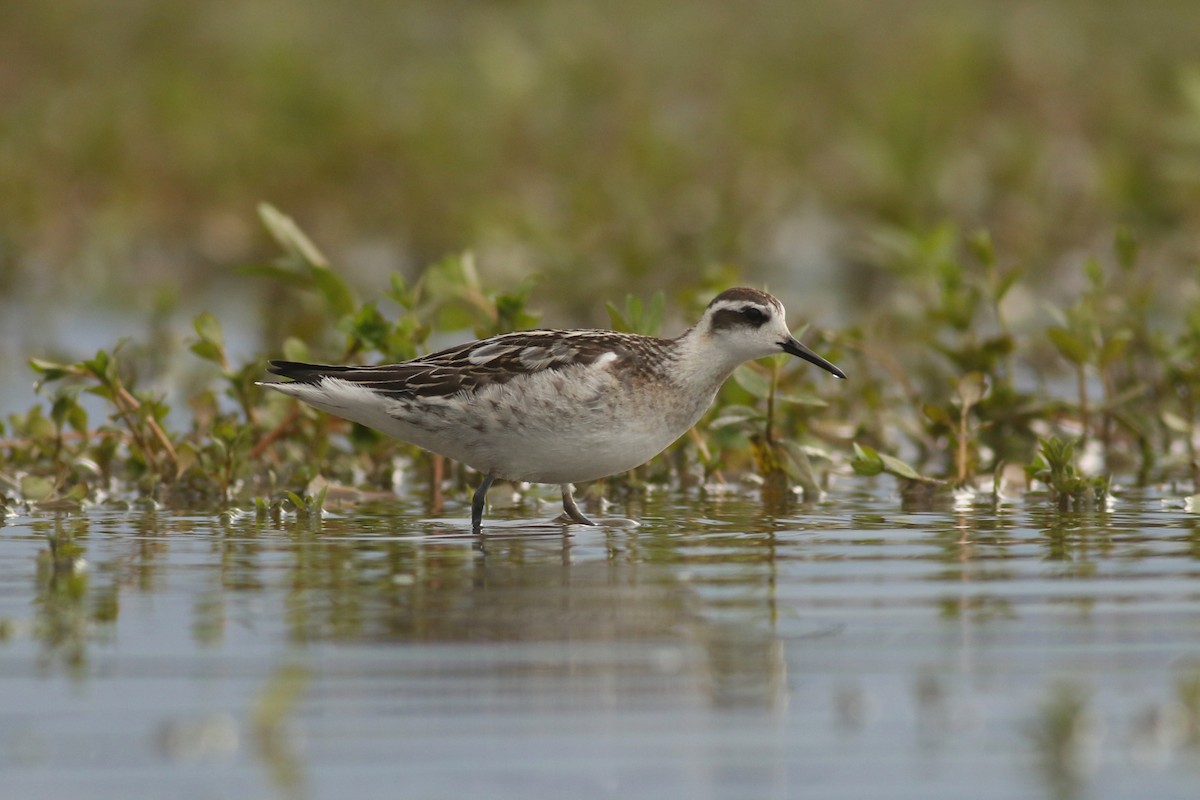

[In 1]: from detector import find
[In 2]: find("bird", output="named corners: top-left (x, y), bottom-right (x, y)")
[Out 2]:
top-left (260, 287), bottom-right (845, 532)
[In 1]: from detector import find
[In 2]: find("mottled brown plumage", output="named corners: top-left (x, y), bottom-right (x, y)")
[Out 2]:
top-left (267, 329), bottom-right (676, 398)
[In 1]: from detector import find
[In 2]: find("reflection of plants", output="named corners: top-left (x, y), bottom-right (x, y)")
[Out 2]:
top-left (1179, 671), bottom-right (1200, 748)
top-left (1026, 683), bottom-right (1098, 800)
top-left (252, 664), bottom-right (310, 800)
top-left (34, 520), bottom-right (91, 676)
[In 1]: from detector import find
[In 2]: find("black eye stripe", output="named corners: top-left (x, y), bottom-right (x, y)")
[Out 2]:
top-left (741, 306), bottom-right (768, 325)
top-left (710, 305), bottom-right (771, 331)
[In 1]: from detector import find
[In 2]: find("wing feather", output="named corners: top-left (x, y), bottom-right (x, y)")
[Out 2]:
top-left (266, 329), bottom-right (672, 399)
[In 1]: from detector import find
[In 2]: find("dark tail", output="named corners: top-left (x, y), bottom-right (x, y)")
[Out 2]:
top-left (266, 360), bottom-right (360, 384)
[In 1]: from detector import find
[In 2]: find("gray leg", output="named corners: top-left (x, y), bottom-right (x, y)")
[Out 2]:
top-left (560, 484), bottom-right (597, 526)
top-left (472, 475), bottom-right (495, 533)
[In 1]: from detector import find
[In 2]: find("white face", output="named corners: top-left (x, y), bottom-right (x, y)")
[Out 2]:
top-left (701, 288), bottom-right (845, 378)
top-left (703, 296), bottom-right (794, 362)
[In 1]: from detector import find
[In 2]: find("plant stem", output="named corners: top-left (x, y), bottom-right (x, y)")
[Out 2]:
top-left (249, 404), bottom-right (302, 460)
top-left (115, 385), bottom-right (178, 473)
top-left (1076, 365), bottom-right (1090, 443)
top-left (765, 360), bottom-right (777, 444)
top-left (957, 404), bottom-right (970, 485)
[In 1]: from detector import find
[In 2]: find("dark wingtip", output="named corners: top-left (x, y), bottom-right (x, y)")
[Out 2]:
top-left (265, 360), bottom-right (337, 383)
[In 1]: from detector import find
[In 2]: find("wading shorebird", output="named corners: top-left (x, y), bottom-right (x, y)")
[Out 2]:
top-left (261, 287), bottom-right (845, 532)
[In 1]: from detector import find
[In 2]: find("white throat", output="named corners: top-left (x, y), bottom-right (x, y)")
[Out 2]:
top-left (667, 325), bottom-right (753, 395)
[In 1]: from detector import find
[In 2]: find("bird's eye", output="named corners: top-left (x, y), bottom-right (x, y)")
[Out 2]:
top-left (741, 307), bottom-right (768, 325)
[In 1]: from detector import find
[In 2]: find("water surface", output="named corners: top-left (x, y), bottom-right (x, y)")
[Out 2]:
top-left (2, 483), bottom-right (1200, 799)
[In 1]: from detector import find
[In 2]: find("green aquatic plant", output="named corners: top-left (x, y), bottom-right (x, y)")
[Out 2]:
top-left (738, 353), bottom-right (832, 500)
top-left (607, 291), bottom-right (665, 336)
top-left (1025, 437), bottom-right (1110, 511)
top-left (858, 223), bottom-right (1042, 483)
top-left (850, 442), bottom-right (939, 486)
top-left (920, 371), bottom-right (988, 488)
top-left (8, 199), bottom-right (1200, 517)
top-left (1163, 310), bottom-right (1200, 492)
top-left (253, 486), bottom-right (328, 527)
top-left (1044, 230), bottom-right (1156, 478)
top-left (29, 346), bottom-right (179, 489)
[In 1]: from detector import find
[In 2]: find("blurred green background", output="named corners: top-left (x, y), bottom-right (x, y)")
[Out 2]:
top-left (3, 0), bottom-right (1200, 350)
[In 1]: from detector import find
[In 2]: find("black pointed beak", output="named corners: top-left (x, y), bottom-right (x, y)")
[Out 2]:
top-left (781, 337), bottom-right (846, 379)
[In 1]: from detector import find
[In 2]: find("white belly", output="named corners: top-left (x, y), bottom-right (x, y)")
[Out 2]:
top-left (283, 368), bottom-right (716, 484)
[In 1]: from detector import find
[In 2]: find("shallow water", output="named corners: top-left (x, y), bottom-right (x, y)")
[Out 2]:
top-left (2, 482), bottom-right (1200, 799)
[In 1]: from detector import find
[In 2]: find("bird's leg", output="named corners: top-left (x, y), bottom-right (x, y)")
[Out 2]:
top-left (472, 475), bottom-right (495, 533)
top-left (560, 484), bottom-right (597, 526)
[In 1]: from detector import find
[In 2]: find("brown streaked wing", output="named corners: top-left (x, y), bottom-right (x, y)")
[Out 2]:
top-left (270, 330), bottom-right (673, 399)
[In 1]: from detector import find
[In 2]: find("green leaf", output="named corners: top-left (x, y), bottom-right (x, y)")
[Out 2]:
top-left (879, 453), bottom-right (923, 481)
top-left (606, 291), bottom-right (664, 335)
top-left (257, 203), bottom-right (355, 316)
top-left (1046, 326), bottom-right (1090, 365)
top-left (258, 203), bottom-right (330, 268)
top-left (923, 404), bottom-right (953, 426)
top-left (851, 442), bottom-right (884, 476)
top-left (189, 340), bottom-right (225, 365)
top-left (967, 228), bottom-right (995, 267)
top-left (20, 475), bottom-right (55, 502)
top-left (606, 301), bottom-right (631, 332)
top-left (63, 483), bottom-right (89, 502)
top-left (83, 349), bottom-right (115, 382)
top-left (994, 268), bottom-right (1021, 303)
top-left (1114, 227), bottom-right (1138, 272)
top-left (193, 312), bottom-right (224, 348)
top-left (175, 442), bottom-right (199, 476)
top-left (311, 266), bottom-right (357, 317)
top-left (1098, 331), bottom-right (1132, 367)
top-left (23, 407), bottom-right (57, 441)
top-left (643, 291), bottom-right (665, 336)
top-left (85, 384), bottom-right (115, 401)
top-left (773, 391), bottom-right (828, 408)
top-left (50, 393), bottom-right (76, 427)
top-left (708, 405), bottom-right (763, 430)
top-left (282, 337), bottom-right (310, 362)
top-left (340, 303), bottom-right (390, 350)
top-left (29, 358), bottom-right (74, 384)
top-left (491, 277), bottom-right (541, 335)
top-left (732, 365), bottom-right (771, 399)
top-left (777, 438), bottom-right (821, 497)
top-left (67, 402), bottom-right (88, 433)
top-left (388, 272), bottom-right (414, 308)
